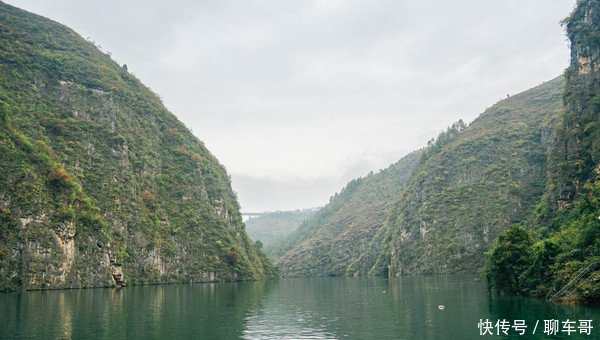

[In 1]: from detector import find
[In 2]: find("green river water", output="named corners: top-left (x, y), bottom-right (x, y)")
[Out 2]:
top-left (1, 275), bottom-right (598, 339)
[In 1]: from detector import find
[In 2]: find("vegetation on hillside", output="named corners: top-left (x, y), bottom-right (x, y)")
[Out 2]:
top-left (2, 0), bottom-right (598, 306)
top-left (485, 0), bottom-right (600, 304)
top-left (379, 76), bottom-right (563, 275)
top-left (0, 2), bottom-right (272, 291)
top-left (275, 77), bottom-right (564, 280)
top-left (261, 1), bottom-right (600, 307)
top-left (275, 151), bottom-right (423, 277)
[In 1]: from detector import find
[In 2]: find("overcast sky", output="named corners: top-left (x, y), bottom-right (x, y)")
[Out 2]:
top-left (8, 0), bottom-right (576, 212)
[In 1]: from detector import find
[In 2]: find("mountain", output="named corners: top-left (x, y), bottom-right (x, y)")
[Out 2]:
top-left (0, 2), bottom-right (272, 291)
top-left (485, 0), bottom-right (600, 304)
top-left (276, 77), bottom-right (564, 278)
top-left (275, 150), bottom-right (423, 277)
top-left (244, 209), bottom-right (317, 252)
top-left (274, 0), bottom-right (599, 304)
top-left (382, 77), bottom-right (563, 275)
top-left (546, 0), bottom-right (600, 211)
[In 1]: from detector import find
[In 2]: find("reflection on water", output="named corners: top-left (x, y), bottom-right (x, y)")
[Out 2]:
top-left (58, 293), bottom-right (73, 339)
top-left (1, 276), bottom-right (598, 339)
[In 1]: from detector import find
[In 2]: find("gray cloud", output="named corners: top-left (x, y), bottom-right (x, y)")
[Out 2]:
top-left (7, 0), bottom-right (577, 211)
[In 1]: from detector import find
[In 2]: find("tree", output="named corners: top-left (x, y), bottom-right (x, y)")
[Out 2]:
top-left (484, 225), bottom-right (533, 294)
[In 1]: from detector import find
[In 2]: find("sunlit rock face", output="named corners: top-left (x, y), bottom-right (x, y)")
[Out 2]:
top-left (547, 0), bottom-right (600, 210)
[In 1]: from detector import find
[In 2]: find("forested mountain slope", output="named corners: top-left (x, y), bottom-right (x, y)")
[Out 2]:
top-left (276, 151), bottom-right (423, 277)
top-left (382, 77), bottom-right (563, 275)
top-left (277, 76), bottom-right (564, 278)
top-left (0, 2), bottom-right (271, 291)
top-left (486, 0), bottom-right (600, 304)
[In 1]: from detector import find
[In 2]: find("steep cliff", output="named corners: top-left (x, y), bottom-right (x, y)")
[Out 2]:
top-left (0, 2), bottom-right (271, 291)
top-left (546, 0), bottom-right (600, 212)
top-left (485, 0), bottom-right (600, 303)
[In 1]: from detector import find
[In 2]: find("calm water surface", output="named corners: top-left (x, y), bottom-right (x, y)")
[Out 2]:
top-left (1, 276), bottom-right (599, 339)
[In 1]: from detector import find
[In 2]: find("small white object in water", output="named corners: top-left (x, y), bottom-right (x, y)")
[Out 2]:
top-left (383, 290), bottom-right (386, 293)
top-left (438, 305), bottom-right (445, 310)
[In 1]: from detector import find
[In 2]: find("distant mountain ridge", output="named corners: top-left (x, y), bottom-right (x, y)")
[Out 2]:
top-left (244, 209), bottom-right (318, 252)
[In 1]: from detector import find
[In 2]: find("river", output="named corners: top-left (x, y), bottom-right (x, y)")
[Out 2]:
top-left (1, 275), bottom-right (598, 339)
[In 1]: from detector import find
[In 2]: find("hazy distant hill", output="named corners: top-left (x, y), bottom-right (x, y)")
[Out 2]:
top-left (244, 209), bottom-right (317, 251)
top-left (0, 2), bottom-right (272, 291)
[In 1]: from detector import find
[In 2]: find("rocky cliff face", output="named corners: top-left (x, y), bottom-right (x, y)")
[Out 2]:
top-left (483, 1), bottom-right (600, 303)
top-left (546, 0), bottom-right (600, 212)
top-left (384, 77), bottom-right (563, 275)
top-left (0, 2), bottom-right (271, 291)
